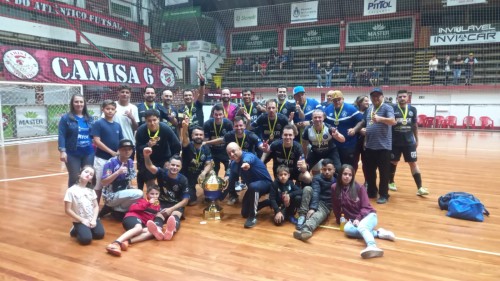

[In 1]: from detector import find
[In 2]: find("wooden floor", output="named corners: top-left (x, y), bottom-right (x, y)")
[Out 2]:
top-left (1, 130), bottom-right (500, 281)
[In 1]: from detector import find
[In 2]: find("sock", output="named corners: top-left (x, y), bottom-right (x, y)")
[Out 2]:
top-left (154, 217), bottom-right (164, 228)
top-left (389, 164), bottom-right (397, 183)
top-left (173, 215), bottom-right (181, 231)
top-left (413, 172), bottom-right (422, 189)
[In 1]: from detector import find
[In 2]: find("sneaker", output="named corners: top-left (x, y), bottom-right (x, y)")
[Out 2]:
top-left (376, 196), bottom-right (388, 204)
top-left (227, 196), bottom-right (239, 206)
top-left (98, 205), bottom-right (113, 218)
top-left (361, 245), bottom-right (384, 259)
top-left (69, 226), bottom-right (76, 237)
top-left (147, 220), bottom-right (164, 241)
top-left (106, 242), bottom-right (122, 257)
top-left (417, 187), bottom-right (429, 196)
top-left (293, 229), bottom-right (312, 241)
top-left (377, 228), bottom-right (396, 241)
top-left (388, 182), bottom-right (397, 191)
top-left (289, 216), bottom-right (298, 225)
top-left (164, 216), bottom-right (177, 241)
top-left (244, 216), bottom-right (257, 228)
top-left (234, 181), bottom-right (243, 191)
top-left (296, 215), bottom-right (306, 230)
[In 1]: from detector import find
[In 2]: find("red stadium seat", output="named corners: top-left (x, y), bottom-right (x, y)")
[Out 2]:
top-left (417, 114), bottom-right (427, 127)
top-left (434, 115), bottom-right (445, 128)
top-left (479, 116), bottom-right (494, 129)
top-left (462, 116), bottom-right (476, 129)
top-left (445, 116), bottom-right (457, 128)
top-left (424, 117), bottom-right (435, 128)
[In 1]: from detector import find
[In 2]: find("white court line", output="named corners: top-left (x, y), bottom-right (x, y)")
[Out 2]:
top-left (319, 225), bottom-right (500, 257)
top-left (0, 172), bottom-right (66, 182)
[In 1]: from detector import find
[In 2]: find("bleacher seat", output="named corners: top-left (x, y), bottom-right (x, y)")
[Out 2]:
top-left (435, 115), bottom-right (445, 128)
top-left (445, 116), bottom-right (457, 128)
top-left (479, 116), bottom-right (494, 129)
top-left (462, 116), bottom-right (476, 129)
top-left (417, 114), bottom-right (427, 127)
top-left (424, 117), bottom-right (435, 128)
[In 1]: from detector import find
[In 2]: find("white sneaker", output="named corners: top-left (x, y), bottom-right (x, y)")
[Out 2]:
top-left (417, 187), bottom-right (429, 196)
top-left (388, 183), bottom-right (397, 191)
top-left (377, 228), bottom-right (396, 241)
top-left (361, 245), bottom-right (384, 259)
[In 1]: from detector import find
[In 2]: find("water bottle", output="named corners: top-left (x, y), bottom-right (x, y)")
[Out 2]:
top-left (339, 213), bottom-right (346, 232)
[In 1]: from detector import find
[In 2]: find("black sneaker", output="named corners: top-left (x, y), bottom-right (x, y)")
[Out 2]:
top-left (98, 205), bottom-right (113, 218)
top-left (244, 216), bottom-right (257, 228)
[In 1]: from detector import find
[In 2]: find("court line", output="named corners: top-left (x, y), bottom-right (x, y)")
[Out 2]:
top-left (319, 225), bottom-right (500, 257)
top-left (0, 172), bottom-right (66, 182)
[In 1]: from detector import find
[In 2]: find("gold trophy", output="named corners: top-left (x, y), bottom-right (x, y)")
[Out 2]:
top-left (201, 170), bottom-right (225, 220)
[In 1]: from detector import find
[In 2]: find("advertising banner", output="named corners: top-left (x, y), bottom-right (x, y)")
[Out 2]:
top-left (364, 0), bottom-right (397, 16)
top-left (1, 46), bottom-right (174, 88)
top-left (447, 0), bottom-right (487, 6)
top-left (163, 6), bottom-right (201, 20)
top-left (15, 106), bottom-right (47, 138)
top-left (231, 30), bottom-right (278, 53)
top-left (347, 17), bottom-right (414, 46)
top-left (430, 23), bottom-right (500, 46)
top-left (291, 1), bottom-right (318, 24)
top-left (234, 7), bottom-right (258, 28)
top-left (285, 24), bottom-right (340, 49)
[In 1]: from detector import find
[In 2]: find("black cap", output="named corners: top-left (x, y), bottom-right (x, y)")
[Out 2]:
top-left (118, 139), bottom-right (134, 149)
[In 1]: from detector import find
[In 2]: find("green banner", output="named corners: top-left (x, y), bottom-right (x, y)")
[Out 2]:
top-left (47, 105), bottom-right (69, 135)
top-left (285, 25), bottom-right (340, 48)
top-left (347, 17), bottom-right (414, 46)
top-left (231, 30), bottom-right (278, 52)
top-left (163, 6), bottom-right (201, 20)
top-left (2, 106), bottom-right (14, 139)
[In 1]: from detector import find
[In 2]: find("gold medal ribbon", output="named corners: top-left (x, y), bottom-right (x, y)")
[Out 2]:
top-left (144, 102), bottom-right (156, 110)
top-left (148, 126), bottom-right (160, 140)
top-left (245, 103), bottom-right (253, 116)
top-left (314, 125), bottom-right (324, 147)
top-left (283, 145), bottom-right (292, 162)
top-left (268, 116), bottom-right (278, 140)
top-left (398, 104), bottom-right (408, 123)
top-left (370, 101), bottom-right (385, 124)
top-left (334, 103), bottom-right (344, 125)
top-left (236, 133), bottom-right (246, 148)
top-left (213, 122), bottom-right (223, 138)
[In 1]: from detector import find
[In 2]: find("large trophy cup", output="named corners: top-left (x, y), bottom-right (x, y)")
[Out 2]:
top-left (201, 170), bottom-right (225, 220)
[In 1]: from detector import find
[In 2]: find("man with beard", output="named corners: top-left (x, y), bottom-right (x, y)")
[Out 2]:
top-left (203, 104), bottom-right (233, 176)
top-left (180, 118), bottom-right (213, 205)
top-left (249, 99), bottom-right (289, 144)
top-left (237, 88), bottom-right (263, 131)
top-left (217, 88), bottom-right (239, 122)
top-left (136, 110), bottom-right (181, 190)
top-left (276, 86), bottom-right (295, 121)
top-left (293, 86), bottom-right (321, 144)
top-left (137, 85), bottom-right (167, 127)
top-left (160, 89), bottom-right (179, 137)
top-left (262, 124), bottom-right (311, 185)
top-left (178, 73), bottom-right (205, 135)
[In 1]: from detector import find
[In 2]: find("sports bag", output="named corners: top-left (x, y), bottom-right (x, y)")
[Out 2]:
top-left (447, 197), bottom-right (489, 222)
top-left (438, 192), bottom-right (487, 212)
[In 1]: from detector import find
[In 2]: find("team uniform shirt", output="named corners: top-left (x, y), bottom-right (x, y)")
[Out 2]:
top-left (101, 156), bottom-right (136, 192)
top-left (136, 102), bottom-right (168, 127)
top-left (178, 101), bottom-right (204, 130)
top-left (113, 103), bottom-right (139, 145)
top-left (364, 103), bottom-right (395, 150)
top-left (217, 102), bottom-right (239, 121)
top-left (293, 98), bottom-right (321, 123)
top-left (73, 116), bottom-right (94, 156)
top-left (277, 101), bottom-right (296, 120)
top-left (268, 140), bottom-right (304, 175)
top-left (155, 167), bottom-right (190, 204)
top-left (269, 179), bottom-right (302, 214)
top-left (392, 104), bottom-right (417, 146)
top-left (91, 118), bottom-right (123, 160)
top-left (203, 118), bottom-right (233, 158)
top-left (228, 152), bottom-right (272, 184)
top-left (324, 103), bottom-right (363, 149)
top-left (223, 130), bottom-right (262, 153)
top-left (64, 185), bottom-right (97, 222)
top-left (251, 113), bottom-right (289, 143)
top-left (135, 122), bottom-right (181, 166)
top-left (159, 105), bottom-right (179, 136)
top-left (181, 143), bottom-right (212, 177)
top-left (124, 198), bottom-right (161, 225)
top-left (239, 102), bottom-right (262, 124)
top-left (302, 124), bottom-right (337, 155)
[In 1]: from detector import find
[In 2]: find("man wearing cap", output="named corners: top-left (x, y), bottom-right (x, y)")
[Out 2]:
top-left (99, 139), bottom-right (144, 219)
top-left (349, 88), bottom-right (396, 204)
top-left (293, 86), bottom-right (321, 143)
top-left (464, 53), bottom-right (478, 86)
top-left (324, 90), bottom-right (363, 171)
top-left (276, 86), bottom-right (296, 120)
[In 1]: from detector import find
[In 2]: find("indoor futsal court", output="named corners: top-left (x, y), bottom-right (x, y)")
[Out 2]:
top-left (0, 130), bottom-right (499, 281)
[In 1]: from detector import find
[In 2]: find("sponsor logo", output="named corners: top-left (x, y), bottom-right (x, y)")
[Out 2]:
top-left (160, 68), bottom-right (175, 87)
top-left (18, 111), bottom-right (44, 125)
top-left (3, 50), bottom-right (39, 79)
top-left (367, 0), bottom-right (393, 10)
top-left (304, 30), bottom-right (321, 42)
top-left (431, 23), bottom-right (499, 45)
top-left (368, 24), bottom-right (390, 39)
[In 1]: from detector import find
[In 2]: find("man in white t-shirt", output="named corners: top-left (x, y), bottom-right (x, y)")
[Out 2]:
top-left (113, 84), bottom-right (139, 158)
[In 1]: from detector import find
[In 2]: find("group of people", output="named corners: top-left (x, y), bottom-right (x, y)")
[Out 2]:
top-left (60, 78), bottom-right (428, 259)
top-left (234, 46), bottom-right (295, 75)
top-left (429, 53), bottom-right (478, 85)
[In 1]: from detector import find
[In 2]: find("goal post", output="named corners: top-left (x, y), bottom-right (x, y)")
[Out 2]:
top-left (0, 81), bottom-right (86, 146)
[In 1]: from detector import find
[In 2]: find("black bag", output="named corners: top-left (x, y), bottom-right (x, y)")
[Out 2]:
top-left (438, 192), bottom-right (489, 215)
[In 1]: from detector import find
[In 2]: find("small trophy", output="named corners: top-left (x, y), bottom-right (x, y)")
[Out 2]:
top-left (201, 170), bottom-right (225, 220)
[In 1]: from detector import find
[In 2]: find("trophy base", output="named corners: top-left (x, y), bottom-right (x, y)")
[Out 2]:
top-left (203, 201), bottom-right (223, 220)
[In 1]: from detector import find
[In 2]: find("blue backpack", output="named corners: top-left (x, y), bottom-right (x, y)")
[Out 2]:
top-left (438, 192), bottom-right (489, 222)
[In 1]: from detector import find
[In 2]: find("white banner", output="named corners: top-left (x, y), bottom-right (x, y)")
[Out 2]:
top-left (430, 23), bottom-right (500, 46)
top-left (234, 7), bottom-right (258, 28)
top-left (161, 42), bottom-right (172, 53)
top-left (364, 0), bottom-right (397, 16)
top-left (15, 106), bottom-right (47, 138)
top-left (291, 1), bottom-right (318, 24)
top-left (447, 0), bottom-right (487, 6)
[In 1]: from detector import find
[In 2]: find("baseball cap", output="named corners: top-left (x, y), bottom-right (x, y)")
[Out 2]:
top-left (293, 86), bottom-right (305, 95)
top-left (370, 87), bottom-right (383, 95)
top-left (332, 90), bottom-right (343, 99)
top-left (118, 139), bottom-right (135, 149)
top-left (469, 52), bottom-right (474, 56)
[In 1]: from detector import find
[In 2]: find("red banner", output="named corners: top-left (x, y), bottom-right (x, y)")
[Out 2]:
top-left (1, 46), bottom-right (175, 88)
top-left (0, 0), bottom-right (127, 31)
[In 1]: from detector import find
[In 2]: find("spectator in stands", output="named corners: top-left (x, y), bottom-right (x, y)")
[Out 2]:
top-left (252, 56), bottom-right (260, 72)
top-left (428, 55), bottom-right (438, 85)
top-left (452, 55), bottom-right (463, 85)
top-left (443, 55), bottom-right (451, 86)
top-left (382, 60), bottom-right (390, 86)
top-left (324, 61), bottom-right (333, 88)
top-left (370, 68), bottom-right (380, 87)
top-left (234, 57), bottom-right (243, 72)
top-left (346, 62), bottom-right (356, 87)
top-left (58, 93), bottom-right (95, 187)
top-left (287, 46), bottom-right (294, 69)
top-left (359, 69), bottom-right (371, 87)
top-left (464, 53), bottom-right (478, 86)
top-left (279, 53), bottom-right (288, 70)
top-left (309, 58), bottom-right (316, 74)
top-left (315, 62), bottom-right (323, 88)
top-left (244, 57), bottom-right (251, 72)
top-left (333, 58), bottom-right (341, 84)
top-left (260, 60), bottom-right (268, 77)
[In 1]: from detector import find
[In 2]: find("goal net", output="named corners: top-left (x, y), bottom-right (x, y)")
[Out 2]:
top-left (0, 82), bottom-right (86, 145)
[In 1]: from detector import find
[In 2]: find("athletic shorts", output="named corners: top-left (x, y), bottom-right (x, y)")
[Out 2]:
top-left (391, 145), bottom-right (417, 162)
top-left (160, 201), bottom-right (185, 217)
top-left (122, 216), bottom-right (143, 230)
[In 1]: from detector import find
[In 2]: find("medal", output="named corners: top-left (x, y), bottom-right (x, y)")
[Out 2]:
top-left (369, 120), bottom-right (374, 125)
top-left (402, 120), bottom-right (407, 125)
top-left (269, 134), bottom-right (274, 140)
top-left (334, 103), bottom-right (344, 127)
top-left (334, 121), bottom-right (339, 126)
top-left (398, 104), bottom-right (409, 126)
